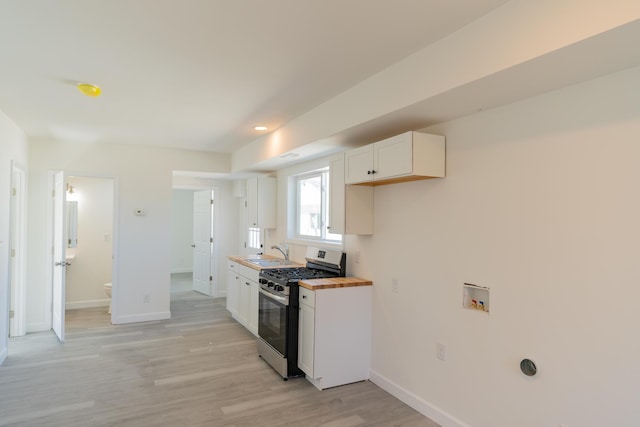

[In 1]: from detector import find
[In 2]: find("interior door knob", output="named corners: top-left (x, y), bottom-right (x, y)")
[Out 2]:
top-left (191, 244), bottom-right (196, 248)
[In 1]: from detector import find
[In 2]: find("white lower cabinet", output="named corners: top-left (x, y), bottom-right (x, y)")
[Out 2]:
top-left (227, 261), bottom-right (259, 337)
top-left (226, 262), bottom-right (240, 316)
top-left (298, 285), bottom-right (372, 390)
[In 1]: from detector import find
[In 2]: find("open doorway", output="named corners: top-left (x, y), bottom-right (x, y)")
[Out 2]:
top-left (48, 174), bottom-right (116, 341)
top-left (170, 189), bottom-right (217, 297)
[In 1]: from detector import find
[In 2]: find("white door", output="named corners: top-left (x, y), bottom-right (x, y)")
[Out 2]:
top-left (192, 190), bottom-right (213, 295)
top-left (52, 171), bottom-right (67, 342)
top-left (9, 164), bottom-right (27, 337)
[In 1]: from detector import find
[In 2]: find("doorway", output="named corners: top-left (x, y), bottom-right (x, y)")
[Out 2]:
top-left (170, 188), bottom-right (218, 297)
top-left (49, 173), bottom-right (116, 342)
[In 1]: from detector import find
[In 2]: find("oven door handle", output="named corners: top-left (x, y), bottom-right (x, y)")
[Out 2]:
top-left (259, 287), bottom-right (288, 305)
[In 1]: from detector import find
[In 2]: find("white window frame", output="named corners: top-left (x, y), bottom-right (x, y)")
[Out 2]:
top-left (286, 164), bottom-right (342, 248)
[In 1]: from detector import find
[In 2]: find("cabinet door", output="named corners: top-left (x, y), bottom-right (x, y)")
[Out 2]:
top-left (345, 145), bottom-right (374, 184)
top-left (298, 301), bottom-right (315, 377)
top-left (328, 154), bottom-right (345, 235)
top-left (226, 267), bottom-right (239, 316)
top-left (374, 132), bottom-right (413, 180)
top-left (246, 178), bottom-right (258, 227)
top-left (238, 278), bottom-right (252, 327)
top-left (246, 176), bottom-right (276, 229)
top-left (248, 279), bottom-right (259, 336)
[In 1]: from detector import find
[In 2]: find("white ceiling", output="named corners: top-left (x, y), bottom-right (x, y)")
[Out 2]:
top-left (0, 0), bottom-right (509, 153)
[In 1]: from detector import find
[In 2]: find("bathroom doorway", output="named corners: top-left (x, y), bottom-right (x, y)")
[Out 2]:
top-left (50, 175), bottom-right (116, 339)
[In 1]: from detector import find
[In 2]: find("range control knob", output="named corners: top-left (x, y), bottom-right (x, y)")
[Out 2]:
top-left (259, 278), bottom-right (268, 285)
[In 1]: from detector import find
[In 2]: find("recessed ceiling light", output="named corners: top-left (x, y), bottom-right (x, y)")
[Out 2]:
top-left (253, 125), bottom-right (268, 131)
top-left (77, 83), bottom-right (101, 97)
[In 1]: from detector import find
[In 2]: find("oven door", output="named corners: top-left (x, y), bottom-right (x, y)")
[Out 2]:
top-left (258, 287), bottom-right (288, 357)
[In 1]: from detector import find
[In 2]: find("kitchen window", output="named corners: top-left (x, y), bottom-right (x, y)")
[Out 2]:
top-left (295, 169), bottom-right (341, 243)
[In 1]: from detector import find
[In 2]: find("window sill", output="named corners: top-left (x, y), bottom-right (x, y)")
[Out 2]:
top-left (285, 237), bottom-right (344, 251)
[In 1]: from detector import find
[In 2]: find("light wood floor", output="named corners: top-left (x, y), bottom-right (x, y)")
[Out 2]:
top-left (0, 274), bottom-right (439, 427)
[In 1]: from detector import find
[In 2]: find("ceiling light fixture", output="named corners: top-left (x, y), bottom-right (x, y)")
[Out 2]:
top-left (77, 83), bottom-right (101, 97)
top-left (253, 125), bottom-right (268, 131)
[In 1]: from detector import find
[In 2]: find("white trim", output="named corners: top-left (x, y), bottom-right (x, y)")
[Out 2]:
top-left (0, 347), bottom-right (7, 365)
top-left (112, 311), bottom-right (171, 324)
top-left (9, 162), bottom-right (27, 337)
top-left (212, 290), bottom-right (227, 298)
top-left (65, 299), bottom-right (110, 310)
top-left (171, 268), bottom-right (193, 274)
top-left (369, 370), bottom-right (470, 427)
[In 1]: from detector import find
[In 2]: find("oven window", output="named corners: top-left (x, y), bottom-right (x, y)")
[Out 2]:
top-left (258, 293), bottom-right (287, 357)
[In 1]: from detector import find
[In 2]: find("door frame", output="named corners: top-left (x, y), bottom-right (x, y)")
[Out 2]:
top-left (192, 189), bottom-right (215, 296)
top-left (9, 162), bottom-right (27, 337)
top-left (46, 171), bottom-right (119, 332)
top-left (172, 179), bottom-right (220, 298)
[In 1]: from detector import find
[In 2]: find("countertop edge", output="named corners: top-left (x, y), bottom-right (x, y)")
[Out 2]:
top-left (299, 277), bottom-right (373, 290)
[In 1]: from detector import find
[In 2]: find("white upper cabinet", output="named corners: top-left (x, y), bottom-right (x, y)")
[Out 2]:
top-left (328, 153), bottom-right (373, 235)
top-left (344, 145), bottom-right (374, 184)
top-left (246, 176), bottom-right (276, 229)
top-left (328, 154), bottom-right (346, 235)
top-left (345, 131), bottom-right (445, 185)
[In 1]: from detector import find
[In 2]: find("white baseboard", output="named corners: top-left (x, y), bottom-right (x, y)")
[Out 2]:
top-left (171, 268), bottom-right (193, 274)
top-left (66, 299), bottom-right (110, 310)
top-left (369, 369), bottom-right (470, 427)
top-left (26, 322), bottom-right (51, 333)
top-left (213, 290), bottom-right (227, 298)
top-left (112, 311), bottom-right (171, 325)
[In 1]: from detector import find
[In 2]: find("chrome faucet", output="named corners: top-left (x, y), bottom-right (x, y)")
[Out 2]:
top-left (271, 243), bottom-right (289, 261)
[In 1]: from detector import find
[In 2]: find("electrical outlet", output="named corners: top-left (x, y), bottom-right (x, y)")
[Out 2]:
top-left (391, 278), bottom-right (399, 294)
top-left (354, 251), bottom-right (361, 264)
top-left (143, 294), bottom-right (150, 303)
top-left (436, 342), bottom-right (446, 361)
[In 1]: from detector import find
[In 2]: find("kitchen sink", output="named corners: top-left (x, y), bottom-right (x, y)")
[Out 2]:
top-left (246, 259), bottom-right (299, 268)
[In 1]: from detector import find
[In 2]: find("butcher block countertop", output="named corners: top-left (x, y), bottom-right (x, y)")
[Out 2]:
top-left (299, 277), bottom-right (373, 290)
top-left (228, 254), bottom-right (302, 270)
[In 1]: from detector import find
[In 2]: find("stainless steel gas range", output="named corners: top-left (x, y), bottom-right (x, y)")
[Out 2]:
top-left (257, 246), bottom-right (346, 379)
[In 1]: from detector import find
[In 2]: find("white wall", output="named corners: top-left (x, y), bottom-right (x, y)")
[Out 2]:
top-left (65, 176), bottom-right (113, 309)
top-left (348, 67), bottom-right (639, 427)
top-left (257, 66), bottom-right (640, 427)
top-left (26, 141), bottom-right (230, 329)
top-left (171, 189), bottom-right (195, 273)
top-left (0, 111), bottom-right (28, 363)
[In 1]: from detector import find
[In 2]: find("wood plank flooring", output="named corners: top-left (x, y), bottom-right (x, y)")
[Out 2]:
top-left (0, 274), bottom-right (439, 427)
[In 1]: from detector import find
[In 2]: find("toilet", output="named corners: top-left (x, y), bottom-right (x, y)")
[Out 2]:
top-left (103, 282), bottom-right (112, 314)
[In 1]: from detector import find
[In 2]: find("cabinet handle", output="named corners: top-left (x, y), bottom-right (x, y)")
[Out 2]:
top-left (367, 170), bottom-right (372, 175)
top-left (302, 295), bottom-right (307, 299)
top-left (371, 170), bottom-right (377, 174)
top-left (245, 282), bottom-right (250, 286)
